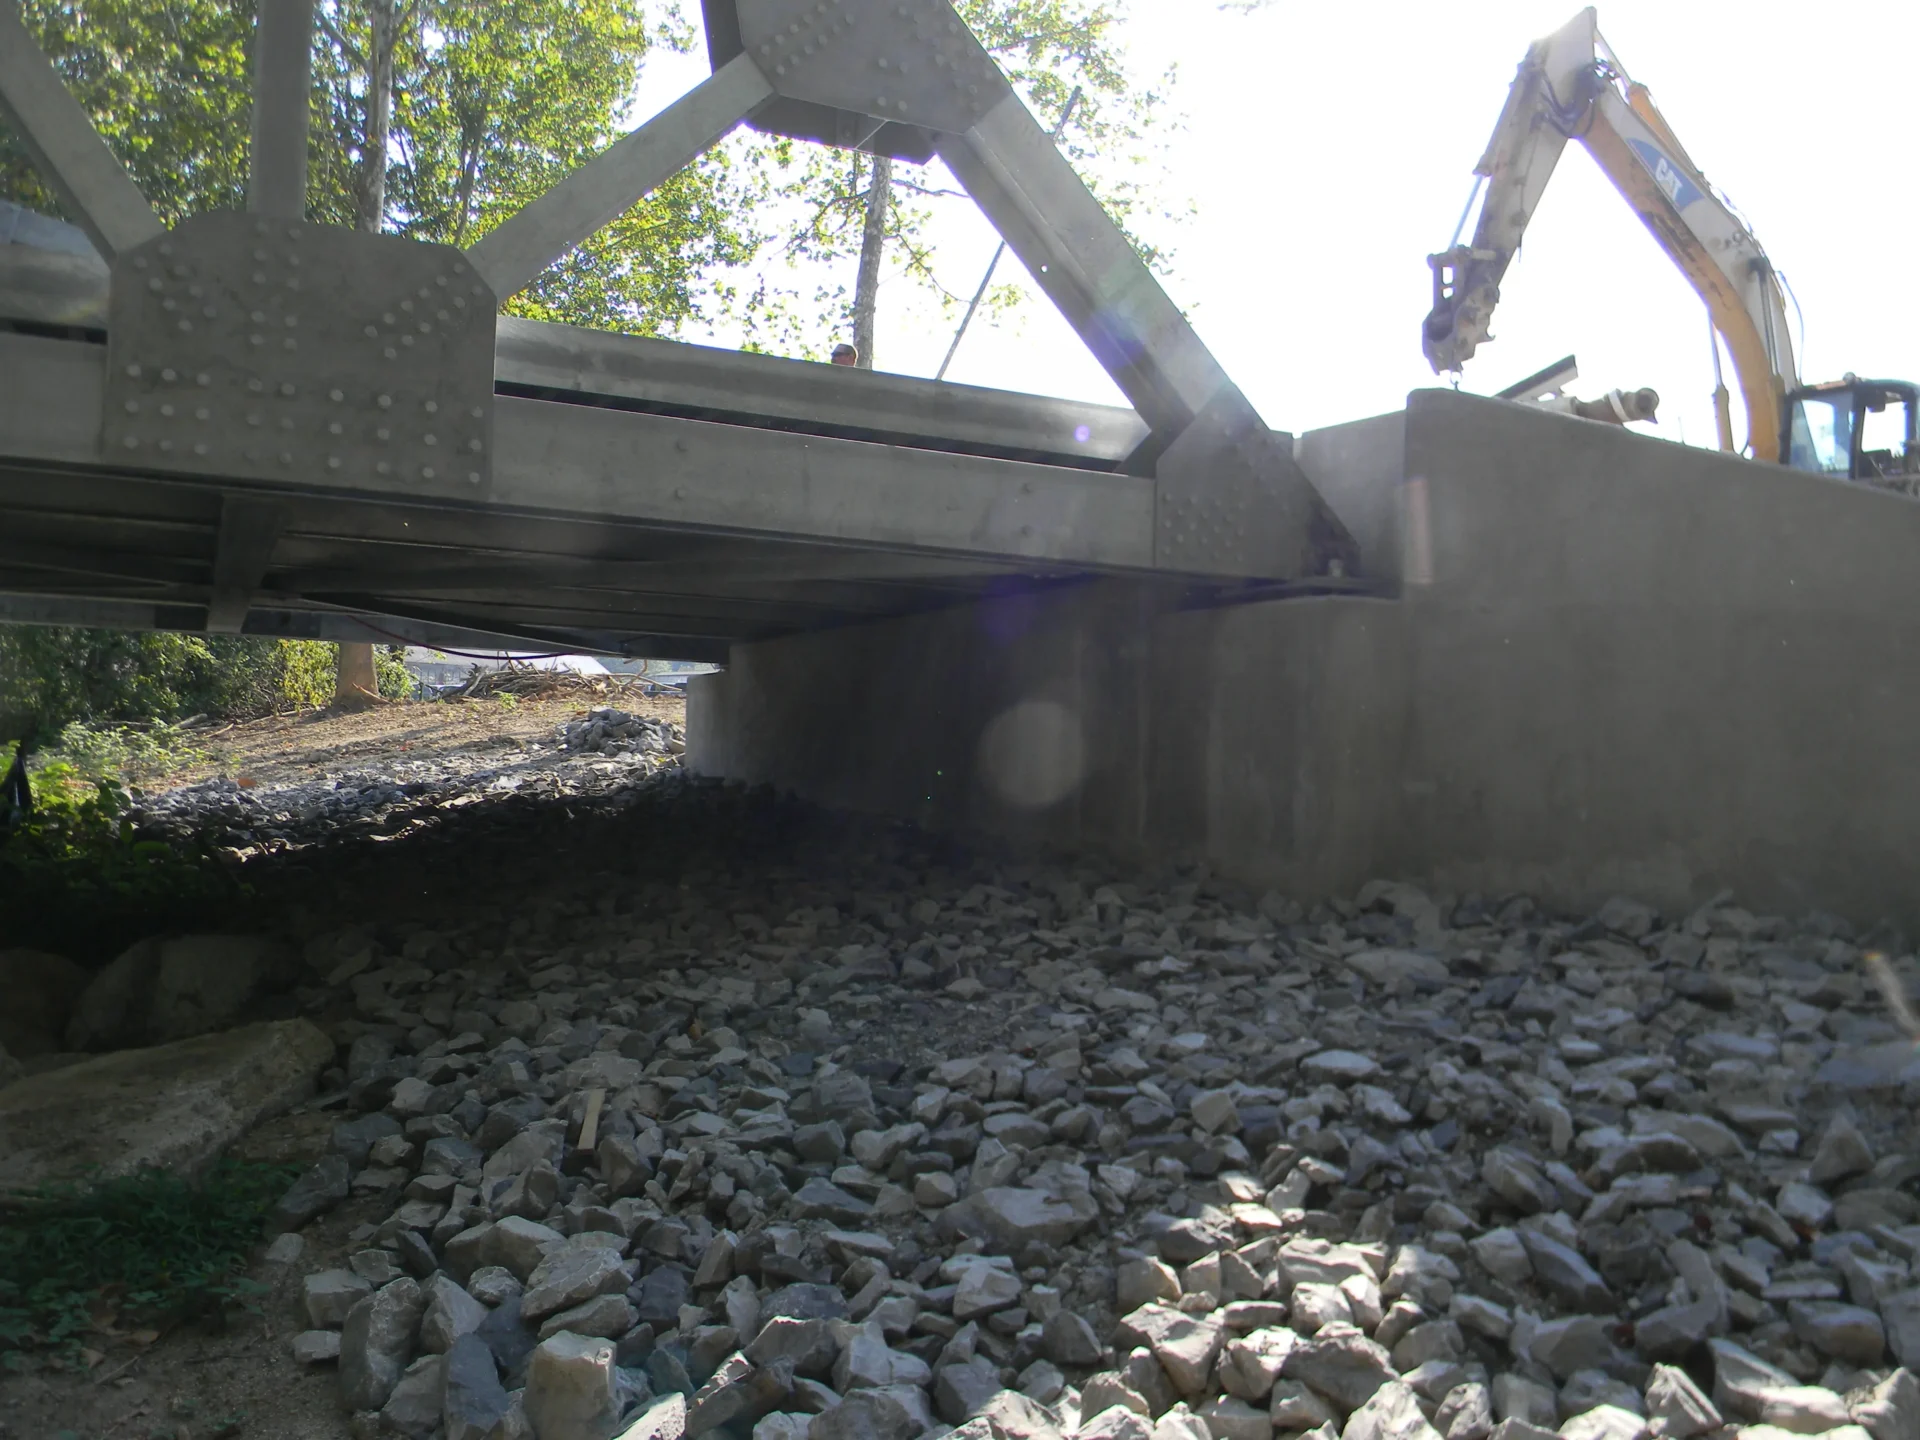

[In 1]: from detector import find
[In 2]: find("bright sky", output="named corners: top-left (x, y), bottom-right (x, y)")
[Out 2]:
top-left (637, 0), bottom-right (1920, 448)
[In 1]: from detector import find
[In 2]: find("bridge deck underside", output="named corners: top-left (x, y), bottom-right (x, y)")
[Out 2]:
top-left (0, 310), bottom-right (1196, 659)
top-left (0, 459), bottom-right (1103, 662)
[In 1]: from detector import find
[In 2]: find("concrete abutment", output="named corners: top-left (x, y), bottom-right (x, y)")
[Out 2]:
top-left (693, 387), bottom-right (1920, 930)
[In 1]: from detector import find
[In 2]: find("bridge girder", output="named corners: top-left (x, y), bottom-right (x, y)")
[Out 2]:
top-left (0, 0), bottom-right (1360, 655)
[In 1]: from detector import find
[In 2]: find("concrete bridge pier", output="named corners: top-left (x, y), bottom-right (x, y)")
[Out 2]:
top-left (692, 387), bottom-right (1920, 931)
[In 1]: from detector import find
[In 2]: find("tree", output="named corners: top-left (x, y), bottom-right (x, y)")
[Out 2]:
top-left (3, 0), bottom-right (768, 338)
top-left (4, 0), bottom-right (1177, 363)
top-left (745, 0), bottom-right (1179, 370)
top-left (0, 628), bottom-right (351, 739)
top-left (0, 0), bottom-right (257, 223)
top-left (850, 153), bottom-right (892, 367)
top-left (354, 0), bottom-right (400, 233)
top-left (324, 0), bottom-right (767, 334)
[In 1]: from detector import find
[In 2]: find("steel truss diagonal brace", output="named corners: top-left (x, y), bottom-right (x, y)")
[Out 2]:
top-left (248, 0), bottom-right (315, 220)
top-left (0, 3), bottom-right (164, 260)
top-left (935, 95), bottom-right (1231, 443)
top-left (467, 53), bottom-right (775, 299)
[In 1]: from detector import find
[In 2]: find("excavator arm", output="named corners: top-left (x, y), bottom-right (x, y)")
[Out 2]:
top-left (1423, 7), bottom-right (1798, 461)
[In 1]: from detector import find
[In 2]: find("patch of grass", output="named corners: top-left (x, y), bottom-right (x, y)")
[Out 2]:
top-left (37, 719), bottom-right (211, 784)
top-left (0, 1160), bottom-right (300, 1368)
top-left (0, 748), bottom-right (241, 960)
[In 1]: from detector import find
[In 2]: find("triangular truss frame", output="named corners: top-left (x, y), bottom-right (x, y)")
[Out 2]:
top-left (0, 0), bottom-right (1357, 600)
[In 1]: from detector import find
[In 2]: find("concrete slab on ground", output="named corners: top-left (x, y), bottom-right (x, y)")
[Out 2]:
top-left (0, 1018), bottom-right (333, 1188)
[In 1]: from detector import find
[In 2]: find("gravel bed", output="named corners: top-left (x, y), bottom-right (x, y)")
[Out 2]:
top-left (246, 806), bottom-right (1920, 1440)
top-left (126, 711), bottom-right (686, 856)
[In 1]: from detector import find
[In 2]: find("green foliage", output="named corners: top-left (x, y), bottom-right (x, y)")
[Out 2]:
top-left (314, 0), bottom-right (767, 334)
top-left (1, 0), bottom-right (769, 337)
top-left (742, 0), bottom-right (1180, 354)
top-left (0, 628), bottom-right (339, 743)
top-left (0, 0), bottom-right (1173, 349)
top-left (276, 640), bottom-right (339, 711)
top-left (39, 721), bottom-right (209, 784)
top-left (0, 1160), bottom-right (299, 1365)
top-left (0, 751), bottom-right (237, 959)
top-left (0, 0), bottom-right (256, 225)
top-left (376, 643), bottom-right (414, 698)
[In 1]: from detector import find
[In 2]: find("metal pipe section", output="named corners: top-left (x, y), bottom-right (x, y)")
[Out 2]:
top-left (1568, 387), bottom-right (1660, 425)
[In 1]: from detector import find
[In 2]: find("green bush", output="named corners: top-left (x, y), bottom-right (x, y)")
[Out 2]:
top-left (0, 747), bottom-right (237, 960)
top-left (275, 638), bottom-right (337, 711)
top-left (39, 720), bottom-right (209, 785)
top-left (0, 1159), bottom-right (299, 1367)
top-left (0, 628), bottom-right (411, 744)
top-left (0, 629), bottom-right (416, 955)
top-left (375, 644), bottom-right (414, 699)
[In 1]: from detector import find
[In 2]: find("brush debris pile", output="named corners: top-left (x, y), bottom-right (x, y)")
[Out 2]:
top-left (449, 668), bottom-right (667, 703)
top-left (274, 848), bottom-right (1920, 1440)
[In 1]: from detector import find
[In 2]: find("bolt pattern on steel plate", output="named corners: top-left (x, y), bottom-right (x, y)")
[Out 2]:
top-left (1153, 388), bottom-right (1325, 577)
top-left (736, 0), bottom-right (1012, 133)
top-left (101, 213), bottom-right (497, 495)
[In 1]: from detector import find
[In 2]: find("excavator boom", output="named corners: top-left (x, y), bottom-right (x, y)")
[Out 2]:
top-left (1423, 7), bottom-right (1797, 461)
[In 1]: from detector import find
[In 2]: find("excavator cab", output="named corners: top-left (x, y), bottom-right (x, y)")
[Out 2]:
top-left (1784, 379), bottom-right (1920, 488)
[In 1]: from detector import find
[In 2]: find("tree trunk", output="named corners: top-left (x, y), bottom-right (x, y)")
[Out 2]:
top-left (851, 153), bottom-right (891, 370)
top-left (334, 640), bottom-right (379, 707)
top-left (357, 0), bottom-right (396, 234)
top-left (337, 0), bottom-right (397, 708)
top-left (453, 129), bottom-right (482, 246)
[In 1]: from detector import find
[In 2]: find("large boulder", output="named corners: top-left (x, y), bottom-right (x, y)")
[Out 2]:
top-left (150, 934), bottom-right (299, 1043)
top-left (341, 1277), bottom-right (427, 1412)
top-left (64, 937), bottom-right (163, 1051)
top-left (443, 1333), bottom-right (512, 1440)
top-left (0, 949), bottom-right (90, 1058)
top-left (66, 934), bottom-right (297, 1050)
top-left (524, 1332), bottom-right (621, 1440)
top-left (0, 1018), bottom-right (334, 1187)
top-left (936, 1185), bottom-right (1100, 1249)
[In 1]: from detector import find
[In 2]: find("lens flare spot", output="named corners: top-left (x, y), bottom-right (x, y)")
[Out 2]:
top-left (977, 699), bottom-right (1086, 810)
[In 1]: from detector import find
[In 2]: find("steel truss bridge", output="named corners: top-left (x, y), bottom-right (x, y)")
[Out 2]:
top-left (0, 0), bottom-right (1359, 661)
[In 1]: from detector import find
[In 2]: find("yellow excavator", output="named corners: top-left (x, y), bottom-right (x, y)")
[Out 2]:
top-left (1423, 7), bottom-right (1918, 488)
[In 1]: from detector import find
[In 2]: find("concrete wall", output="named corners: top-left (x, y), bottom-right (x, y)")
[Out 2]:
top-left (692, 580), bottom-right (1167, 850)
top-left (692, 387), bottom-right (1920, 927)
top-left (1393, 388), bottom-right (1920, 923)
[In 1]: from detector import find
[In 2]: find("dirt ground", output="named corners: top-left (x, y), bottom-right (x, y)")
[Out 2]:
top-left (0, 687), bottom-right (687, 1440)
top-left (157, 683), bottom-right (685, 792)
top-left (0, 1112), bottom-right (411, 1440)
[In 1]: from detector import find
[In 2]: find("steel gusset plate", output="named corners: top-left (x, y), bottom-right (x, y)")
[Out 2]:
top-left (732, 0), bottom-right (1012, 140)
top-left (1153, 386), bottom-right (1361, 580)
top-left (101, 213), bottom-right (498, 497)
